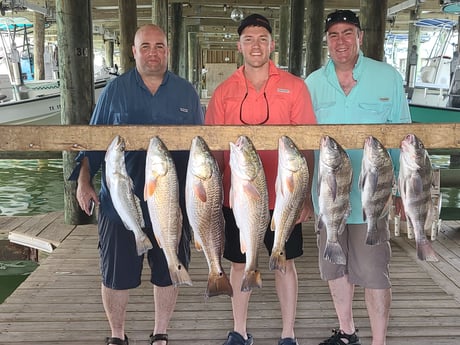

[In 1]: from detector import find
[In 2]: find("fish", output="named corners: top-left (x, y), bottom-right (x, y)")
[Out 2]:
top-left (144, 136), bottom-right (193, 286)
top-left (317, 135), bottom-right (353, 265)
top-left (104, 135), bottom-right (153, 256)
top-left (398, 133), bottom-right (438, 262)
top-left (358, 136), bottom-right (395, 245)
top-left (229, 135), bottom-right (270, 292)
top-left (185, 136), bottom-right (233, 298)
top-left (269, 135), bottom-right (310, 273)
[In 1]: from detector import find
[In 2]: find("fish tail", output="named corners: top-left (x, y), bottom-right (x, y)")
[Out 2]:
top-left (323, 241), bottom-right (346, 265)
top-left (365, 222), bottom-right (387, 246)
top-left (205, 271), bottom-right (233, 299)
top-left (269, 250), bottom-right (286, 273)
top-left (170, 264), bottom-right (193, 287)
top-left (416, 239), bottom-right (438, 262)
top-left (241, 270), bottom-right (262, 292)
top-left (135, 233), bottom-right (153, 256)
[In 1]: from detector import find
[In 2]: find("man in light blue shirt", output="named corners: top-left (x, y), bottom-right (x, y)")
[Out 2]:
top-left (305, 9), bottom-right (410, 345)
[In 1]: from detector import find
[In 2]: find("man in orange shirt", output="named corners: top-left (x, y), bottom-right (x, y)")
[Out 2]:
top-left (205, 14), bottom-right (316, 345)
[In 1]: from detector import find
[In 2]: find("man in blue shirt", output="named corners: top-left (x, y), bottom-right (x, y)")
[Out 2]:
top-left (71, 24), bottom-right (203, 345)
top-left (305, 10), bottom-right (410, 345)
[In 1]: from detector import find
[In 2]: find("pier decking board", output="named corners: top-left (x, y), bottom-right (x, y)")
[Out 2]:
top-left (0, 215), bottom-right (459, 344)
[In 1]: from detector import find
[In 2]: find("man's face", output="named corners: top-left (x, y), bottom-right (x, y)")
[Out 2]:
top-left (133, 26), bottom-right (169, 76)
top-left (237, 26), bottom-right (274, 68)
top-left (326, 23), bottom-right (362, 66)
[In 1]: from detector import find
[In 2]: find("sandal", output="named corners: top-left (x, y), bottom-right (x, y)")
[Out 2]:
top-left (149, 333), bottom-right (168, 344)
top-left (319, 329), bottom-right (361, 345)
top-left (105, 334), bottom-right (128, 345)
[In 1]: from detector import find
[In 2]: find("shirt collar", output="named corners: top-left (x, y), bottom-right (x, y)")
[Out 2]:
top-left (134, 68), bottom-right (170, 90)
top-left (325, 50), bottom-right (364, 87)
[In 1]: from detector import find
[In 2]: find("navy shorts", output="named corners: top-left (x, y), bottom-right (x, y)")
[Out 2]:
top-left (222, 207), bottom-right (303, 263)
top-left (98, 210), bottom-right (191, 289)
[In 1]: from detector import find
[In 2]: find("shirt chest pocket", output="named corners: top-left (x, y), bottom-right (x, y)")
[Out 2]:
top-left (357, 102), bottom-right (394, 123)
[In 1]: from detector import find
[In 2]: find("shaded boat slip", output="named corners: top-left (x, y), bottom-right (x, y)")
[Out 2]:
top-left (0, 213), bottom-right (459, 345)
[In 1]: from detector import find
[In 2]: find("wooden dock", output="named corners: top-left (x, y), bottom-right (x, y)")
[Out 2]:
top-left (0, 214), bottom-right (459, 345)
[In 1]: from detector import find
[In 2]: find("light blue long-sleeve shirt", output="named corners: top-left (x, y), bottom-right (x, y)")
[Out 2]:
top-left (305, 51), bottom-right (411, 224)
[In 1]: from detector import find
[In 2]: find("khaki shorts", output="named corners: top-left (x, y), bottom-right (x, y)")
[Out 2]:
top-left (316, 222), bottom-right (391, 289)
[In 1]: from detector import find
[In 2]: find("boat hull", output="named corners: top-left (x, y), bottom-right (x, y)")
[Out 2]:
top-left (0, 79), bottom-right (108, 125)
top-left (409, 103), bottom-right (460, 123)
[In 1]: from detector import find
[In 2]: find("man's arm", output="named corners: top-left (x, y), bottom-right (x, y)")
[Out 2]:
top-left (76, 157), bottom-right (99, 216)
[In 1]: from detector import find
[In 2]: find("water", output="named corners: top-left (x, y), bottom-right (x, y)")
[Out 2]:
top-left (0, 260), bottom-right (38, 303)
top-left (0, 159), bottom-right (64, 216)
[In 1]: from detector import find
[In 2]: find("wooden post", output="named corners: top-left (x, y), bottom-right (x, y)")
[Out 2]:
top-left (360, 0), bottom-right (388, 61)
top-left (152, 0), bottom-right (169, 36)
top-left (305, 0), bottom-right (324, 77)
top-left (33, 12), bottom-right (45, 80)
top-left (188, 26), bottom-right (199, 89)
top-left (105, 40), bottom-right (114, 70)
top-left (288, 0), bottom-right (305, 77)
top-left (118, 0), bottom-right (137, 74)
top-left (56, 0), bottom-right (96, 225)
top-left (170, 3), bottom-right (182, 76)
top-left (278, 5), bottom-right (289, 69)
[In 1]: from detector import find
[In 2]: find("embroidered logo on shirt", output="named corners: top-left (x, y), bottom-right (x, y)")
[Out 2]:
top-left (277, 88), bottom-right (290, 93)
top-left (180, 107), bottom-right (189, 112)
top-left (379, 97), bottom-right (390, 102)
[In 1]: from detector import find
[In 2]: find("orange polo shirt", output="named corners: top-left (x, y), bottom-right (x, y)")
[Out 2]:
top-left (205, 60), bottom-right (316, 209)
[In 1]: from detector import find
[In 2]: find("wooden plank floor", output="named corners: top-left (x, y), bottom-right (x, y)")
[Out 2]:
top-left (0, 219), bottom-right (460, 345)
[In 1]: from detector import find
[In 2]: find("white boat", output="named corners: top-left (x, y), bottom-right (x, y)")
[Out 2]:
top-left (0, 78), bottom-right (109, 125)
top-left (408, 18), bottom-right (460, 122)
top-left (0, 16), bottom-right (111, 125)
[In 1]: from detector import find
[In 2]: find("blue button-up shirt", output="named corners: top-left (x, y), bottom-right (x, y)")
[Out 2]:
top-left (70, 68), bottom-right (204, 227)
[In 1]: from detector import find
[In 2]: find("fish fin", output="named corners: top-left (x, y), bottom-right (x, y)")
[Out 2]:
top-left (411, 174), bottom-right (424, 194)
top-left (362, 209), bottom-right (367, 222)
top-left (241, 270), bottom-right (262, 292)
top-left (154, 234), bottom-right (163, 248)
top-left (424, 202), bottom-right (436, 230)
top-left (193, 181), bottom-right (207, 203)
top-left (269, 250), bottom-right (286, 273)
top-left (240, 239), bottom-right (247, 254)
top-left (368, 173), bottom-right (379, 195)
top-left (358, 171), bottom-right (365, 190)
top-left (194, 240), bottom-right (203, 251)
top-left (380, 195), bottom-right (393, 218)
top-left (416, 238), bottom-right (438, 262)
top-left (229, 187), bottom-right (234, 209)
top-left (205, 270), bottom-right (233, 299)
top-left (135, 233), bottom-right (153, 256)
top-left (317, 215), bottom-right (324, 230)
top-left (285, 174), bottom-right (295, 193)
top-left (170, 263), bottom-right (193, 287)
top-left (144, 178), bottom-right (157, 200)
top-left (316, 176), bottom-right (322, 196)
top-left (323, 241), bottom-right (346, 265)
top-left (133, 194), bottom-right (145, 228)
top-left (338, 213), bottom-right (349, 235)
top-left (326, 174), bottom-right (338, 201)
top-left (243, 181), bottom-right (261, 200)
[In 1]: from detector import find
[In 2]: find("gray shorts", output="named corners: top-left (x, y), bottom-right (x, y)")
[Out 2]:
top-left (316, 222), bottom-right (391, 289)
